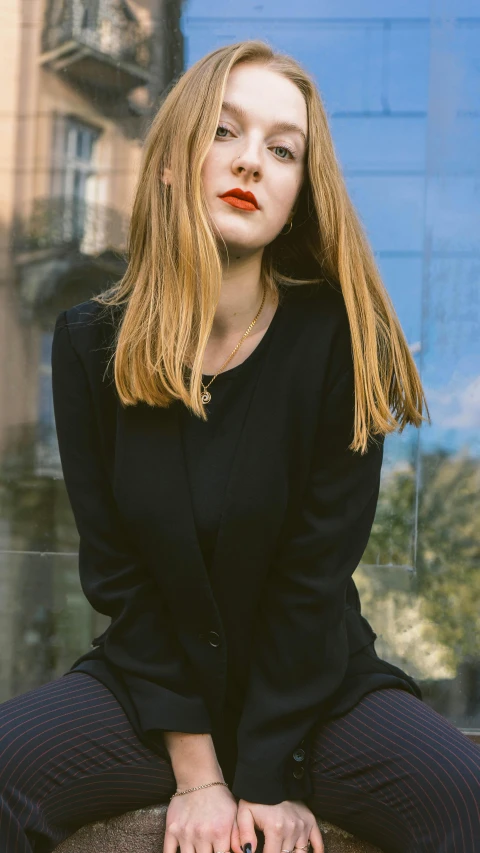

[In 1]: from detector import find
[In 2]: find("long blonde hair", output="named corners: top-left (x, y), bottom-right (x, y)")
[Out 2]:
top-left (93, 39), bottom-right (430, 453)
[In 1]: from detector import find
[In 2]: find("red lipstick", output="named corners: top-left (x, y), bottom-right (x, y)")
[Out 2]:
top-left (219, 187), bottom-right (259, 211)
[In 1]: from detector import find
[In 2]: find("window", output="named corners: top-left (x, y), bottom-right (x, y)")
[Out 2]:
top-left (61, 117), bottom-right (100, 243)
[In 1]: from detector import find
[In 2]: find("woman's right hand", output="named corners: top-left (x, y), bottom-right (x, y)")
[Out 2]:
top-left (164, 783), bottom-right (239, 853)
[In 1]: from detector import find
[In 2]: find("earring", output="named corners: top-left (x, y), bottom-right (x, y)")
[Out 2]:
top-left (280, 219), bottom-right (293, 235)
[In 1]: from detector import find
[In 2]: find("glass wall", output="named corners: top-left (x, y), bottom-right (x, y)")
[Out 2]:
top-left (0, 0), bottom-right (184, 700)
top-left (182, 0), bottom-right (480, 731)
top-left (1, 0), bottom-right (478, 734)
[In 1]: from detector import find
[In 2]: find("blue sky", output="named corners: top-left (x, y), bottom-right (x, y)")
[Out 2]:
top-left (182, 0), bottom-right (480, 460)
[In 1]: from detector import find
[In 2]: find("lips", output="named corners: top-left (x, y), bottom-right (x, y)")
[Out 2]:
top-left (219, 187), bottom-right (259, 211)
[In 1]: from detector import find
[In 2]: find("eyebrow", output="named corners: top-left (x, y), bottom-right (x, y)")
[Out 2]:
top-left (220, 100), bottom-right (307, 145)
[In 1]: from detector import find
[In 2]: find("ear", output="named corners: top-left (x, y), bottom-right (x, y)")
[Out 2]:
top-left (162, 166), bottom-right (173, 186)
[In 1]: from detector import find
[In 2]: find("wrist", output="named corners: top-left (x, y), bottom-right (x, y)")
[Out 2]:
top-left (163, 731), bottom-right (224, 789)
top-left (175, 765), bottom-right (225, 789)
top-left (173, 780), bottom-right (229, 798)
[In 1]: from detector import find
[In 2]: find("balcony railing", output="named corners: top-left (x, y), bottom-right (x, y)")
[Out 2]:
top-left (13, 196), bottom-right (130, 255)
top-left (40, 0), bottom-right (154, 96)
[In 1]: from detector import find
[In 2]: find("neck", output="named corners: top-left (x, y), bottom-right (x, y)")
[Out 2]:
top-left (211, 250), bottom-right (275, 339)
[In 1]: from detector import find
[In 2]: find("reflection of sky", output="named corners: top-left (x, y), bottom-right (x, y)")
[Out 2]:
top-left (182, 0), bottom-right (480, 457)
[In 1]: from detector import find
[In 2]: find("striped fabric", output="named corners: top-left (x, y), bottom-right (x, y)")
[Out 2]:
top-left (307, 687), bottom-right (480, 852)
top-left (0, 673), bottom-right (478, 852)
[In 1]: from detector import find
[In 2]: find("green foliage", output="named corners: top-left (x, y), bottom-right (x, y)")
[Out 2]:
top-left (363, 449), bottom-right (480, 669)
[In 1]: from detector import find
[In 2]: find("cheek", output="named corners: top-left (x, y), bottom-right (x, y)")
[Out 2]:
top-left (201, 149), bottom-right (223, 191)
top-left (268, 176), bottom-right (301, 221)
top-left (200, 160), bottom-right (213, 198)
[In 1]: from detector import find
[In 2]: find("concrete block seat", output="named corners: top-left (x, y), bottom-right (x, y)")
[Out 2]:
top-left (54, 804), bottom-right (383, 853)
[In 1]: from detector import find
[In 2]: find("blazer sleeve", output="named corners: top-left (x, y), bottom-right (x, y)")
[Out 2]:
top-left (231, 356), bottom-right (385, 804)
top-left (51, 310), bottom-right (212, 738)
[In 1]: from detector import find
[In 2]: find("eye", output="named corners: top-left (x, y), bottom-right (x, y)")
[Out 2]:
top-left (273, 145), bottom-right (296, 160)
top-left (216, 123), bottom-right (232, 138)
top-left (215, 124), bottom-right (297, 160)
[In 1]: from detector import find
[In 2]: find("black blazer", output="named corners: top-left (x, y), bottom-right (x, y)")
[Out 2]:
top-left (51, 281), bottom-right (401, 804)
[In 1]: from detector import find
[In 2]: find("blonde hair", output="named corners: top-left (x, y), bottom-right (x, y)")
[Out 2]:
top-left (93, 39), bottom-right (430, 453)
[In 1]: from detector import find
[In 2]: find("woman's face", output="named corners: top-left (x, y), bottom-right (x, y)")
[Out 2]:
top-left (201, 62), bottom-right (308, 257)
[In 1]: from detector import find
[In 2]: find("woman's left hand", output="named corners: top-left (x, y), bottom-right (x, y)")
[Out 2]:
top-left (231, 798), bottom-right (324, 853)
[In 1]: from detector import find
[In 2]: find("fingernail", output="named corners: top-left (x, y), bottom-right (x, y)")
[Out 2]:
top-left (244, 844), bottom-right (252, 853)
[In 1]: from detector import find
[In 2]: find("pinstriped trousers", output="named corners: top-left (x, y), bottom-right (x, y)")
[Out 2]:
top-left (0, 671), bottom-right (478, 853)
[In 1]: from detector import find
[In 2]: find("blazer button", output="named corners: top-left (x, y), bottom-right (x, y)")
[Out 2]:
top-left (208, 630), bottom-right (221, 647)
top-left (293, 765), bottom-right (305, 779)
top-left (293, 748), bottom-right (305, 762)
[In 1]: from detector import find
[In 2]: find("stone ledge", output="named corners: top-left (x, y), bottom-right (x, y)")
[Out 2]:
top-left (54, 804), bottom-right (382, 853)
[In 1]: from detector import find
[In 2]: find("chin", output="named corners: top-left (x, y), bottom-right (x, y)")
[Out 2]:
top-left (220, 241), bottom-right (263, 259)
top-left (215, 230), bottom-right (265, 256)
top-left (217, 223), bottom-right (278, 249)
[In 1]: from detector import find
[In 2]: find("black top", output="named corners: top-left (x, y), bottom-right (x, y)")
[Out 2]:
top-left (179, 304), bottom-right (282, 576)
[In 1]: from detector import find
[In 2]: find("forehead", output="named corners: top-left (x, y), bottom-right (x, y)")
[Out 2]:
top-left (223, 63), bottom-right (307, 131)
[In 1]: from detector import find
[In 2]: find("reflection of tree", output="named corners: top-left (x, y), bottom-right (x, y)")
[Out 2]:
top-left (0, 420), bottom-right (91, 697)
top-left (363, 460), bottom-right (415, 570)
top-left (364, 449), bottom-right (480, 671)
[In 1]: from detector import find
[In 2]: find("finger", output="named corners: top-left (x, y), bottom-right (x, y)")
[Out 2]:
top-left (209, 827), bottom-right (235, 853)
top-left (236, 803), bottom-right (257, 853)
top-left (162, 828), bottom-right (180, 853)
top-left (280, 827), bottom-right (303, 853)
top-left (230, 816), bottom-right (243, 853)
top-left (197, 840), bottom-right (226, 853)
top-left (308, 822), bottom-right (324, 853)
top-left (262, 821), bottom-right (284, 853)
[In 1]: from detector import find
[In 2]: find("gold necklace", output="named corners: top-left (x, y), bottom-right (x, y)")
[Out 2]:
top-left (200, 285), bottom-right (267, 405)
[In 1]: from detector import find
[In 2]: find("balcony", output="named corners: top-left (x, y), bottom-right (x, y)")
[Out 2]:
top-left (13, 196), bottom-right (130, 256)
top-left (12, 196), bottom-right (130, 320)
top-left (40, 0), bottom-right (155, 99)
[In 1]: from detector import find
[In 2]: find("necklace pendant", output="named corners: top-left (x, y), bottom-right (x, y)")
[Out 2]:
top-left (201, 389), bottom-right (212, 404)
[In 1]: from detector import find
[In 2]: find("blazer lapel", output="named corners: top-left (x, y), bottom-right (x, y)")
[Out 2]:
top-left (113, 393), bottom-right (215, 617)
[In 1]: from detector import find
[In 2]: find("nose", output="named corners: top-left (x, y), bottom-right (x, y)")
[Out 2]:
top-left (232, 139), bottom-right (263, 180)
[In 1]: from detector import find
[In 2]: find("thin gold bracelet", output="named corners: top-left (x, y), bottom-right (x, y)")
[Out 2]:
top-left (170, 781), bottom-right (229, 799)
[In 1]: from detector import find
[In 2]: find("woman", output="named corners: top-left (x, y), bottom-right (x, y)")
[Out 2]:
top-left (0, 40), bottom-right (479, 853)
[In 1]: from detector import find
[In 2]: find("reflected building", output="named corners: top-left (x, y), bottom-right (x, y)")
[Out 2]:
top-left (0, 0), bottom-right (183, 700)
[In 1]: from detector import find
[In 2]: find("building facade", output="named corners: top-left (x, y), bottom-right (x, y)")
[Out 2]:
top-left (0, 0), bottom-right (183, 699)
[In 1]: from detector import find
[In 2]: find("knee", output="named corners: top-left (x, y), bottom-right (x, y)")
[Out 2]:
top-left (0, 728), bottom-right (20, 788)
top-left (444, 744), bottom-right (480, 800)
top-left (435, 746), bottom-right (480, 836)
top-left (446, 770), bottom-right (480, 812)
top-left (0, 710), bottom-right (37, 789)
